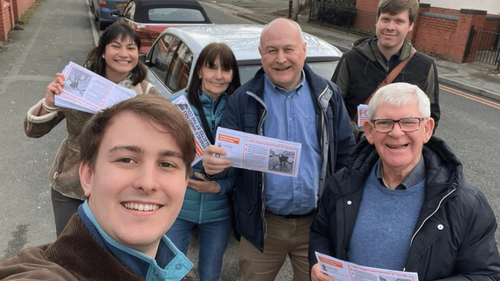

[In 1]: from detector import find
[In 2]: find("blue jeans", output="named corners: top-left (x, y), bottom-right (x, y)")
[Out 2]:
top-left (166, 217), bottom-right (232, 281)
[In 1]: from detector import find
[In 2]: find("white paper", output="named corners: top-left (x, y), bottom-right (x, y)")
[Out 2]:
top-left (315, 252), bottom-right (419, 281)
top-left (54, 61), bottom-right (137, 114)
top-left (357, 104), bottom-right (369, 128)
top-left (214, 127), bottom-right (302, 177)
top-left (171, 95), bottom-right (211, 167)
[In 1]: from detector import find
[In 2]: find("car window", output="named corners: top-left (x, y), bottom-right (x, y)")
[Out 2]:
top-left (306, 61), bottom-right (338, 81)
top-left (123, 1), bottom-right (136, 20)
top-left (238, 65), bottom-right (261, 85)
top-left (165, 43), bottom-right (193, 93)
top-left (148, 8), bottom-right (206, 22)
top-left (150, 35), bottom-right (181, 88)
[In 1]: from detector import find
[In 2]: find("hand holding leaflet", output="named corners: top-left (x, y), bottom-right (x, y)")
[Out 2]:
top-left (214, 127), bottom-right (302, 177)
top-left (315, 252), bottom-right (418, 281)
top-left (54, 61), bottom-right (136, 114)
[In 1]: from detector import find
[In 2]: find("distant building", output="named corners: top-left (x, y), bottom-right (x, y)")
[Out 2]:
top-left (422, 0), bottom-right (500, 15)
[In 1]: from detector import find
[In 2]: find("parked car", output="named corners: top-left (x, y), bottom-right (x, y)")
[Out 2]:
top-left (118, 0), bottom-right (212, 54)
top-left (90, 0), bottom-right (129, 30)
top-left (142, 24), bottom-right (343, 98)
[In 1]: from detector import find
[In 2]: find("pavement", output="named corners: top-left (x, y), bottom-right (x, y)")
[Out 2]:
top-left (0, 0), bottom-right (498, 281)
top-left (199, 0), bottom-right (500, 103)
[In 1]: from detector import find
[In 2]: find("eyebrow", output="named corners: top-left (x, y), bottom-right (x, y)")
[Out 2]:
top-left (111, 39), bottom-right (137, 46)
top-left (108, 145), bottom-right (183, 158)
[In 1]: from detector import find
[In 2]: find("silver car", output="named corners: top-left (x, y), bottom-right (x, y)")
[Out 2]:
top-left (142, 24), bottom-right (342, 98)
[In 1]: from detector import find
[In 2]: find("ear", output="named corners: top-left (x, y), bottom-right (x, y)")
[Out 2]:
top-left (423, 118), bottom-right (435, 143)
top-left (409, 22), bottom-right (414, 32)
top-left (363, 121), bottom-right (375, 144)
top-left (79, 161), bottom-right (94, 198)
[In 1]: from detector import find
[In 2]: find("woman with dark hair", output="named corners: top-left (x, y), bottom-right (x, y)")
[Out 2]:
top-left (167, 42), bottom-right (241, 281)
top-left (23, 22), bottom-right (159, 237)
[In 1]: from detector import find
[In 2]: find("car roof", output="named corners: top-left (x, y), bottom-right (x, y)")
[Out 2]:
top-left (150, 24), bottom-right (342, 64)
top-left (128, 0), bottom-right (211, 23)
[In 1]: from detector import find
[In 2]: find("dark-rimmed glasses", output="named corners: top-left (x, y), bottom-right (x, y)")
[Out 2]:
top-left (370, 117), bottom-right (425, 133)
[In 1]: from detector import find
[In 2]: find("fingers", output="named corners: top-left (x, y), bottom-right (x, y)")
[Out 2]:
top-left (311, 264), bottom-right (334, 281)
top-left (193, 172), bottom-right (206, 181)
top-left (188, 178), bottom-right (220, 194)
top-left (202, 145), bottom-right (231, 175)
top-left (45, 73), bottom-right (66, 105)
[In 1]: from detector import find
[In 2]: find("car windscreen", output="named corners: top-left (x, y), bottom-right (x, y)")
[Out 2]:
top-left (148, 8), bottom-right (206, 22)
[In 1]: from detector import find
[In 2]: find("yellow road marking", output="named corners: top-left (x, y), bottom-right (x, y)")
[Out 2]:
top-left (440, 85), bottom-right (500, 110)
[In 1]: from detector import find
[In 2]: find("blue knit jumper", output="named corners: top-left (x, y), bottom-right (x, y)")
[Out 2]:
top-left (348, 165), bottom-right (425, 270)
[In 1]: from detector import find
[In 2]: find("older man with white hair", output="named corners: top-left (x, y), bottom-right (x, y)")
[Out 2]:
top-left (309, 82), bottom-right (500, 281)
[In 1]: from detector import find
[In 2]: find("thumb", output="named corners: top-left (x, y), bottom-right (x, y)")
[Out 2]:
top-left (193, 172), bottom-right (206, 181)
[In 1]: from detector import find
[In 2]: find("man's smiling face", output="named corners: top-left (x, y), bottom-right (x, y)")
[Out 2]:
top-left (364, 101), bottom-right (433, 176)
top-left (375, 10), bottom-right (413, 57)
top-left (258, 19), bottom-right (306, 91)
top-left (79, 111), bottom-right (188, 258)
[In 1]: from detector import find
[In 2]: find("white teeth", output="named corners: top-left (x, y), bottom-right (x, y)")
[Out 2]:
top-left (387, 144), bottom-right (409, 149)
top-left (123, 202), bottom-right (160, 211)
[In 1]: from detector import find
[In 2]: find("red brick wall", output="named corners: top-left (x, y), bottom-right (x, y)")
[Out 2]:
top-left (356, 0), bottom-right (379, 14)
top-left (484, 17), bottom-right (500, 31)
top-left (412, 15), bottom-right (458, 61)
top-left (12, 0), bottom-right (36, 19)
top-left (0, 0), bottom-right (36, 41)
top-left (353, 0), bottom-right (378, 32)
top-left (0, 0), bottom-right (14, 42)
top-left (428, 7), bottom-right (460, 15)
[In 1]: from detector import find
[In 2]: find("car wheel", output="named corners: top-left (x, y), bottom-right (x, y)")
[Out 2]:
top-left (98, 16), bottom-right (106, 30)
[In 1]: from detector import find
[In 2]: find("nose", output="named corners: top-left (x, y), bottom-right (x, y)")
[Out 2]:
top-left (118, 46), bottom-right (128, 57)
top-left (388, 121), bottom-right (405, 137)
top-left (133, 164), bottom-right (158, 193)
top-left (276, 49), bottom-right (287, 64)
top-left (386, 20), bottom-right (395, 30)
top-left (215, 68), bottom-right (223, 79)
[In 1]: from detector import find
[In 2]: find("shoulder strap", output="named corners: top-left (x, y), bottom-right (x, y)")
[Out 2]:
top-left (192, 99), bottom-right (215, 144)
top-left (351, 49), bottom-right (417, 123)
top-left (376, 49), bottom-right (417, 94)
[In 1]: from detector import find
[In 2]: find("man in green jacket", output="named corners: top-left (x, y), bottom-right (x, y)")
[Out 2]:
top-left (332, 0), bottom-right (440, 142)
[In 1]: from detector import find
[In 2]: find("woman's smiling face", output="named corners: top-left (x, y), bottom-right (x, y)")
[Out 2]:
top-left (103, 36), bottom-right (139, 83)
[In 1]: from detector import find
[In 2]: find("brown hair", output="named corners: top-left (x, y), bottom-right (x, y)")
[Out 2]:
top-left (186, 42), bottom-right (241, 105)
top-left (83, 22), bottom-right (147, 85)
top-left (79, 95), bottom-right (195, 176)
top-left (377, 0), bottom-right (419, 24)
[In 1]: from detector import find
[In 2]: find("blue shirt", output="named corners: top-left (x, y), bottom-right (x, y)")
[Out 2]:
top-left (376, 155), bottom-right (425, 190)
top-left (79, 202), bottom-right (193, 281)
top-left (263, 71), bottom-right (322, 215)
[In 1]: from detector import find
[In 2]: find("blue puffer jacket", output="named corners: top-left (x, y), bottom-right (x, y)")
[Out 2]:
top-left (170, 92), bottom-right (235, 224)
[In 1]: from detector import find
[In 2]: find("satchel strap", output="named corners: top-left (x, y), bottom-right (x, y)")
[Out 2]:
top-left (351, 49), bottom-right (417, 123)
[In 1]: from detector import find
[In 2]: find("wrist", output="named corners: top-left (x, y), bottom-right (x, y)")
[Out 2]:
top-left (42, 99), bottom-right (59, 112)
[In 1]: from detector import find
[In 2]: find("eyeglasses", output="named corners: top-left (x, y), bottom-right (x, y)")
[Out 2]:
top-left (370, 117), bottom-right (425, 133)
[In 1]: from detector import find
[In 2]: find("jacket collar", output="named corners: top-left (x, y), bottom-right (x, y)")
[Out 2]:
top-left (334, 136), bottom-right (463, 203)
top-left (354, 36), bottom-right (415, 63)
